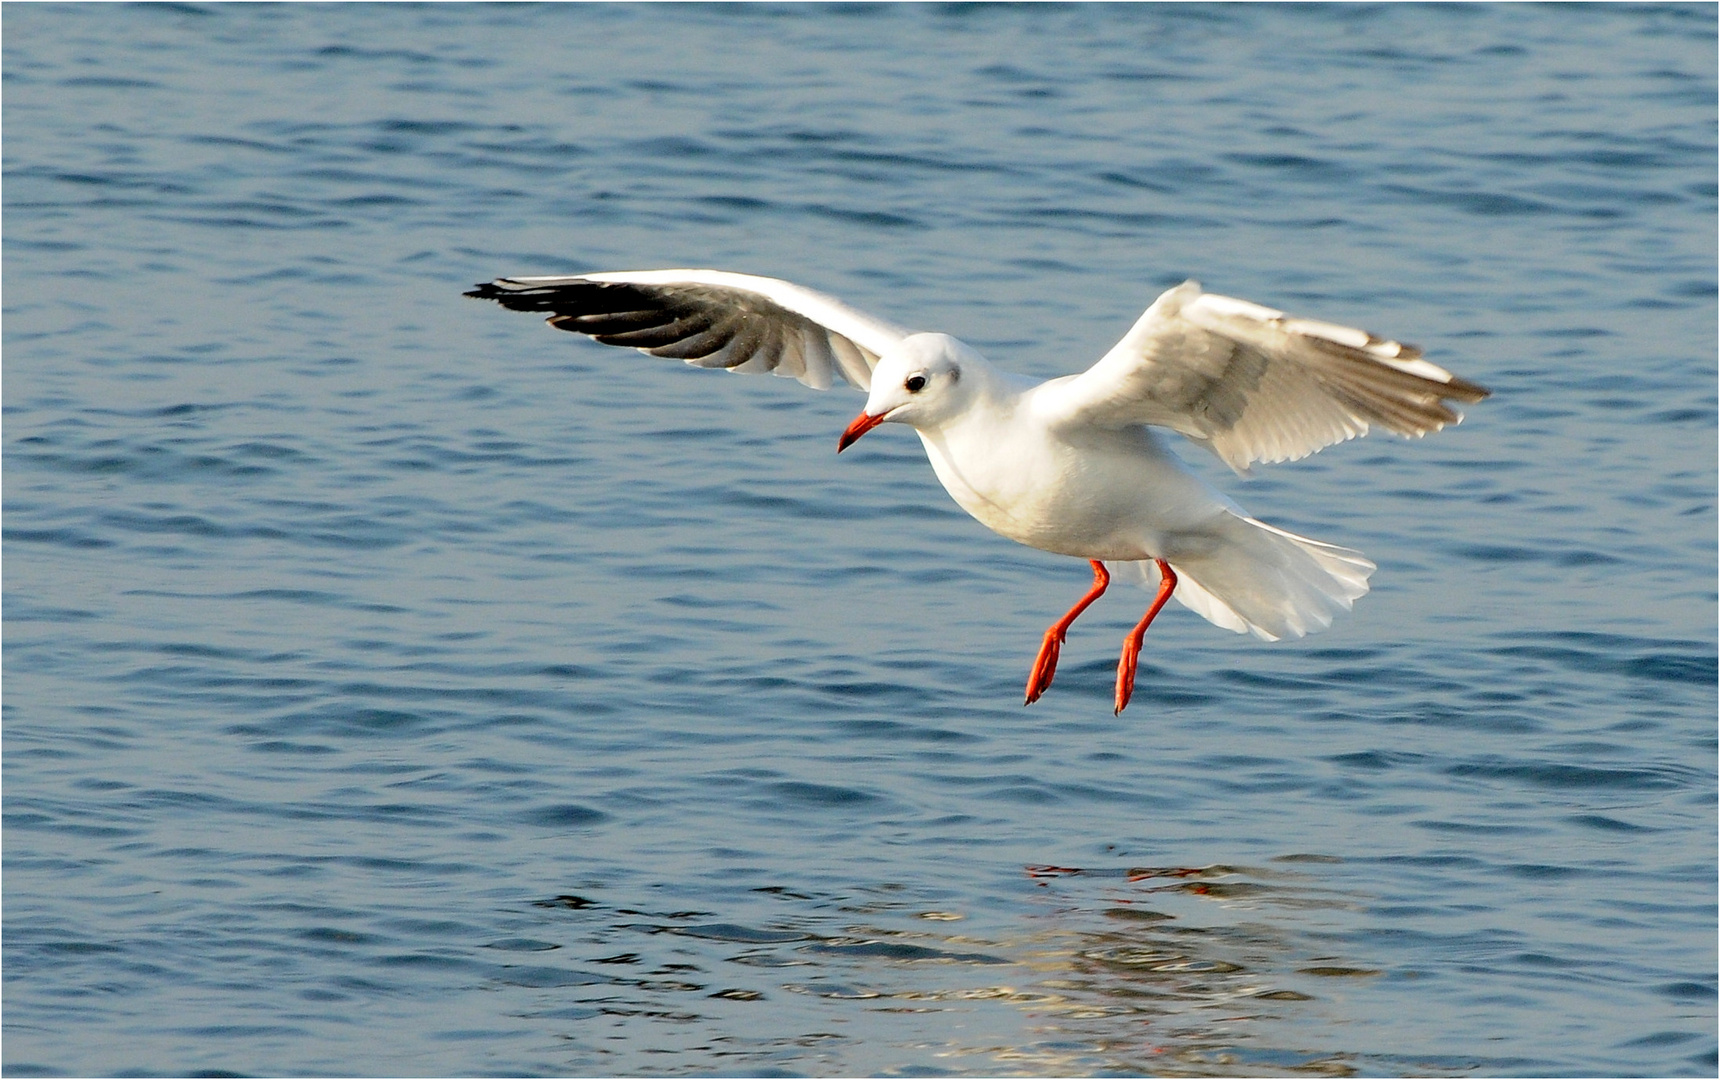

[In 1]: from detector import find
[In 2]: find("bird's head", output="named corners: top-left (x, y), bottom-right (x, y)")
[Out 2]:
top-left (838, 333), bottom-right (979, 452)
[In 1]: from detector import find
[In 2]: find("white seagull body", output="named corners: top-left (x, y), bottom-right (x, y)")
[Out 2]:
top-left (467, 269), bottom-right (1488, 712)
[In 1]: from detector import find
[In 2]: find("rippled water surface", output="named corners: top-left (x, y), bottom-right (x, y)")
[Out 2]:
top-left (5, 4), bottom-right (1716, 1076)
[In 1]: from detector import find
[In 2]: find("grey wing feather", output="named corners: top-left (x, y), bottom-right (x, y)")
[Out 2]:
top-left (1039, 281), bottom-right (1489, 473)
top-left (464, 270), bottom-right (911, 392)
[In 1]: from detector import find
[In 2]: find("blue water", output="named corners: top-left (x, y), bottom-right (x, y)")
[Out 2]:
top-left (4, 4), bottom-right (1715, 1076)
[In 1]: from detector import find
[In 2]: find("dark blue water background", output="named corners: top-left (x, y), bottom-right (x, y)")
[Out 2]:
top-left (5, 4), bottom-right (1715, 1076)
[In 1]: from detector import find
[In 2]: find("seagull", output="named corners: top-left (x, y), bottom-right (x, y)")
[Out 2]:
top-left (466, 269), bottom-right (1488, 713)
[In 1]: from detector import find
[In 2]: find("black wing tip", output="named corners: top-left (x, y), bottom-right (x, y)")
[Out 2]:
top-left (464, 280), bottom-right (518, 301)
top-left (1446, 375), bottom-right (1491, 403)
top-left (464, 277), bottom-right (625, 303)
top-left (464, 277), bottom-right (621, 315)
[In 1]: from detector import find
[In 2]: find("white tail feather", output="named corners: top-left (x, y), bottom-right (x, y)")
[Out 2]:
top-left (1107, 514), bottom-right (1374, 641)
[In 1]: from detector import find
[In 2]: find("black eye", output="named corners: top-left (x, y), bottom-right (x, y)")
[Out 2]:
top-left (904, 374), bottom-right (928, 393)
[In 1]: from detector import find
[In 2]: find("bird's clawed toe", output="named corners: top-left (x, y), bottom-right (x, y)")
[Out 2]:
top-left (1025, 631), bottom-right (1062, 705)
top-left (1114, 641), bottom-right (1140, 715)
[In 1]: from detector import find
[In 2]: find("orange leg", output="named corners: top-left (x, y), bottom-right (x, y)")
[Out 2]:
top-left (1025, 560), bottom-right (1110, 705)
top-left (1114, 559), bottom-right (1177, 715)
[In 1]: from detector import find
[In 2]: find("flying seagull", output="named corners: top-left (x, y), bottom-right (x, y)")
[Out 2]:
top-left (466, 269), bottom-right (1488, 713)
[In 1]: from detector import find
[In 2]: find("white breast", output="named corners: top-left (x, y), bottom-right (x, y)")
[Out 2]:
top-left (915, 404), bottom-right (1229, 563)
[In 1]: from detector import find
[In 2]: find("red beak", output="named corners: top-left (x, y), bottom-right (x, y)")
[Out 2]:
top-left (837, 409), bottom-right (889, 453)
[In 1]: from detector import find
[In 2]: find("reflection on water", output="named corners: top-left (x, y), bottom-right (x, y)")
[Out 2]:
top-left (1010, 864), bottom-right (1376, 1076)
top-left (517, 861), bottom-right (1505, 1077)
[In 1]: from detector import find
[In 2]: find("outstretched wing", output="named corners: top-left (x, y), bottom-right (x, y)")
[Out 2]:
top-left (1034, 281), bottom-right (1490, 473)
top-left (465, 269), bottom-right (912, 391)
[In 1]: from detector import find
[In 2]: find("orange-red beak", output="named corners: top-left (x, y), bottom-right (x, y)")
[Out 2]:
top-left (837, 409), bottom-right (888, 453)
